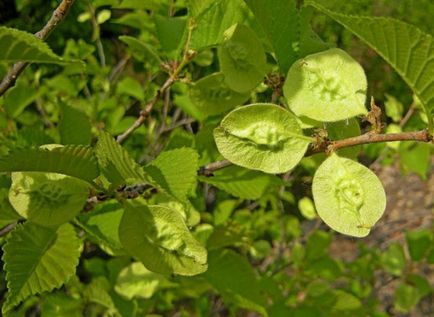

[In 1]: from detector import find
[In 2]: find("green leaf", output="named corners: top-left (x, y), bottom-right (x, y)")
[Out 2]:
top-left (199, 165), bottom-right (282, 199)
top-left (218, 24), bottom-right (266, 92)
top-left (190, 72), bottom-right (250, 117)
top-left (312, 153), bottom-right (386, 237)
top-left (59, 104), bottom-right (92, 145)
top-left (399, 142), bottom-right (431, 179)
top-left (283, 48), bottom-right (368, 122)
top-left (246, 1), bottom-right (328, 74)
top-left (204, 249), bottom-right (268, 316)
top-left (405, 229), bottom-right (433, 261)
top-left (96, 131), bottom-right (148, 186)
top-left (119, 35), bottom-right (161, 64)
top-left (187, 0), bottom-right (214, 17)
top-left (119, 198), bottom-right (207, 276)
top-left (244, 0), bottom-right (297, 73)
top-left (380, 242), bottom-right (406, 276)
top-left (154, 15), bottom-right (187, 54)
top-left (298, 197), bottom-right (317, 220)
top-left (114, 262), bottom-right (166, 300)
top-left (116, 77), bottom-right (145, 101)
top-left (214, 104), bottom-right (311, 174)
top-left (9, 171), bottom-right (89, 227)
top-left (384, 94), bottom-right (404, 122)
top-left (2, 223), bottom-right (81, 313)
top-left (3, 82), bottom-right (37, 118)
top-left (190, 0), bottom-right (251, 50)
top-left (0, 26), bottom-right (64, 63)
top-left (145, 147), bottom-right (199, 202)
top-left (77, 202), bottom-right (125, 255)
top-left (307, 0), bottom-right (434, 128)
top-left (325, 118), bottom-right (362, 159)
top-left (0, 145), bottom-right (99, 185)
top-left (394, 282), bottom-right (421, 313)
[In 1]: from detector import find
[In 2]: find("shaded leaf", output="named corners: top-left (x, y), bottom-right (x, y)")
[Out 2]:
top-left (204, 249), bottom-right (267, 316)
top-left (145, 147), bottom-right (199, 202)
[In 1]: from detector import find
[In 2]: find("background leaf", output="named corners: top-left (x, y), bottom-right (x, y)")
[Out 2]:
top-left (204, 249), bottom-right (268, 316)
top-left (59, 103), bottom-right (92, 145)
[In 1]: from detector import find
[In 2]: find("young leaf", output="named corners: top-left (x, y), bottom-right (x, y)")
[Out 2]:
top-left (2, 223), bottom-right (81, 313)
top-left (119, 198), bottom-right (207, 276)
top-left (283, 48), bottom-right (368, 122)
top-left (96, 131), bottom-right (148, 186)
top-left (0, 26), bottom-right (65, 63)
top-left (218, 24), bottom-right (266, 92)
top-left (9, 171), bottom-right (89, 227)
top-left (145, 147), bottom-right (199, 202)
top-left (214, 104), bottom-right (311, 174)
top-left (198, 165), bottom-right (282, 200)
top-left (307, 0), bottom-right (434, 127)
top-left (189, 72), bottom-right (250, 117)
top-left (204, 249), bottom-right (268, 316)
top-left (0, 145), bottom-right (99, 185)
top-left (312, 153), bottom-right (386, 237)
top-left (59, 104), bottom-right (92, 145)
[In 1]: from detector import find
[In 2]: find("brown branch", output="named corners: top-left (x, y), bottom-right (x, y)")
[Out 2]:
top-left (199, 129), bottom-right (433, 176)
top-left (0, 0), bottom-right (76, 96)
top-left (0, 221), bottom-right (18, 237)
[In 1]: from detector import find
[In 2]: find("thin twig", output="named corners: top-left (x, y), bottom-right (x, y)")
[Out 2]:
top-left (0, 221), bottom-right (18, 237)
top-left (0, 0), bottom-right (76, 96)
top-left (115, 20), bottom-right (196, 144)
top-left (199, 129), bottom-right (433, 176)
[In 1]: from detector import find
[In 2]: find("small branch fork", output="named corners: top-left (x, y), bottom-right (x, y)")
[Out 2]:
top-left (0, 0), bottom-right (76, 97)
top-left (116, 21), bottom-right (196, 144)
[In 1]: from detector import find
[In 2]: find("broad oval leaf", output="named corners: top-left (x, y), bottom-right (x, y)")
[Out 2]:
top-left (312, 153), bottom-right (386, 237)
top-left (144, 147), bottom-right (199, 202)
top-left (283, 48), bottom-right (368, 122)
top-left (9, 172), bottom-right (89, 227)
top-left (218, 24), bottom-right (266, 92)
top-left (0, 145), bottom-right (99, 185)
top-left (2, 223), bottom-right (81, 314)
top-left (214, 104), bottom-right (311, 174)
top-left (190, 72), bottom-right (250, 117)
top-left (119, 198), bottom-right (207, 276)
top-left (307, 0), bottom-right (434, 127)
top-left (0, 26), bottom-right (64, 63)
